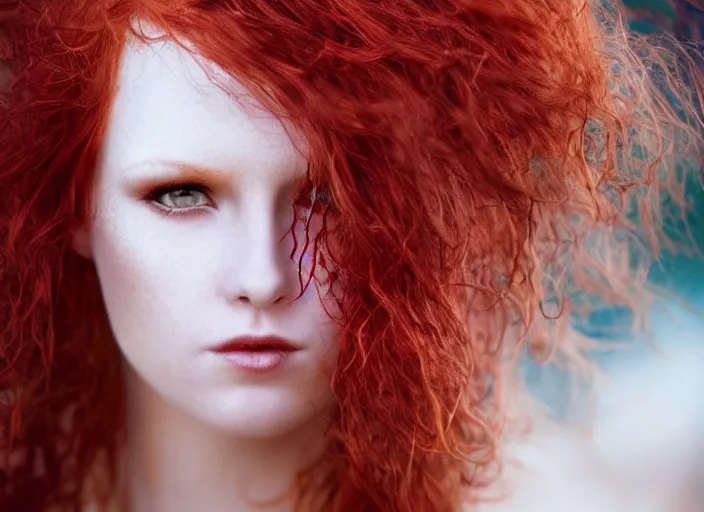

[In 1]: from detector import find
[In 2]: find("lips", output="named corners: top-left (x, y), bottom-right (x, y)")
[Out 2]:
top-left (210, 335), bottom-right (301, 373)
top-left (211, 335), bottom-right (300, 354)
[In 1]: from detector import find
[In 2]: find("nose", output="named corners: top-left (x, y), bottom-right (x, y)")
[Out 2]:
top-left (221, 219), bottom-right (294, 310)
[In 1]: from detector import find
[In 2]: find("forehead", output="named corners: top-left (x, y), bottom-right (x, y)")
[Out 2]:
top-left (99, 35), bottom-right (306, 178)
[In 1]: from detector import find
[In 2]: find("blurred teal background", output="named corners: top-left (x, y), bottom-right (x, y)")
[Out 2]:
top-left (624, 0), bottom-right (704, 303)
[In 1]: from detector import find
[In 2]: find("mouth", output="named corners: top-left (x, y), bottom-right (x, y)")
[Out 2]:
top-left (211, 335), bottom-right (300, 354)
top-left (210, 335), bottom-right (301, 373)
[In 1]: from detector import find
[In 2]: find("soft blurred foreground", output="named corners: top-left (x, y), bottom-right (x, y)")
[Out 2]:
top-left (480, 301), bottom-right (704, 511)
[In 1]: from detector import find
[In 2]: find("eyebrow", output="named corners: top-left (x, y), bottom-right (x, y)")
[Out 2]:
top-left (121, 159), bottom-right (233, 190)
top-left (120, 158), bottom-right (308, 203)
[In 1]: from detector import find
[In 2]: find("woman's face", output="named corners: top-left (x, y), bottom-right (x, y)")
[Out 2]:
top-left (77, 36), bottom-right (340, 438)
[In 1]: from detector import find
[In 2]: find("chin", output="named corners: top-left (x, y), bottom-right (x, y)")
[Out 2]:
top-left (195, 389), bottom-right (332, 440)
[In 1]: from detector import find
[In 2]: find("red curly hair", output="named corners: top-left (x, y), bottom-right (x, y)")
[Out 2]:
top-left (0, 0), bottom-right (702, 510)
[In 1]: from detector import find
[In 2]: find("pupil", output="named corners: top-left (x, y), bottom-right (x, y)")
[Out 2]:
top-left (171, 189), bottom-right (197, 207)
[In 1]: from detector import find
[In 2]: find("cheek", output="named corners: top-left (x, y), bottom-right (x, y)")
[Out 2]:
top-left (89, 208), bottom-right (208, 346)
top-left (294, 219), bottom-right (339, 299)
top-left (311, 293), bottom-right (342, 368)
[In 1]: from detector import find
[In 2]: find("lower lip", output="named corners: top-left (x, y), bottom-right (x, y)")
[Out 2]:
top-left (217, 350), bottom-right (293, 373)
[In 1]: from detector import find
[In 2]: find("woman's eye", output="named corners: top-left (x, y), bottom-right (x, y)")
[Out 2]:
top-left (308, 187), bottom-right (331, 208)
top-left (154, 187), bottom-right (210, 210)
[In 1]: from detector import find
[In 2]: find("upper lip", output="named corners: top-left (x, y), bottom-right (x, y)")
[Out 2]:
top-left (210, 335), bottom-right (301, 353)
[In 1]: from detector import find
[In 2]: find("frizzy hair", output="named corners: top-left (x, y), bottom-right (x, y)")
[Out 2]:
top-left (0, 0), bottom-right (701, 511)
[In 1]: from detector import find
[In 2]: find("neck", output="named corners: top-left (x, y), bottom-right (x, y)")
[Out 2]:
top-left (123, 368), bottom-right (327, 512)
